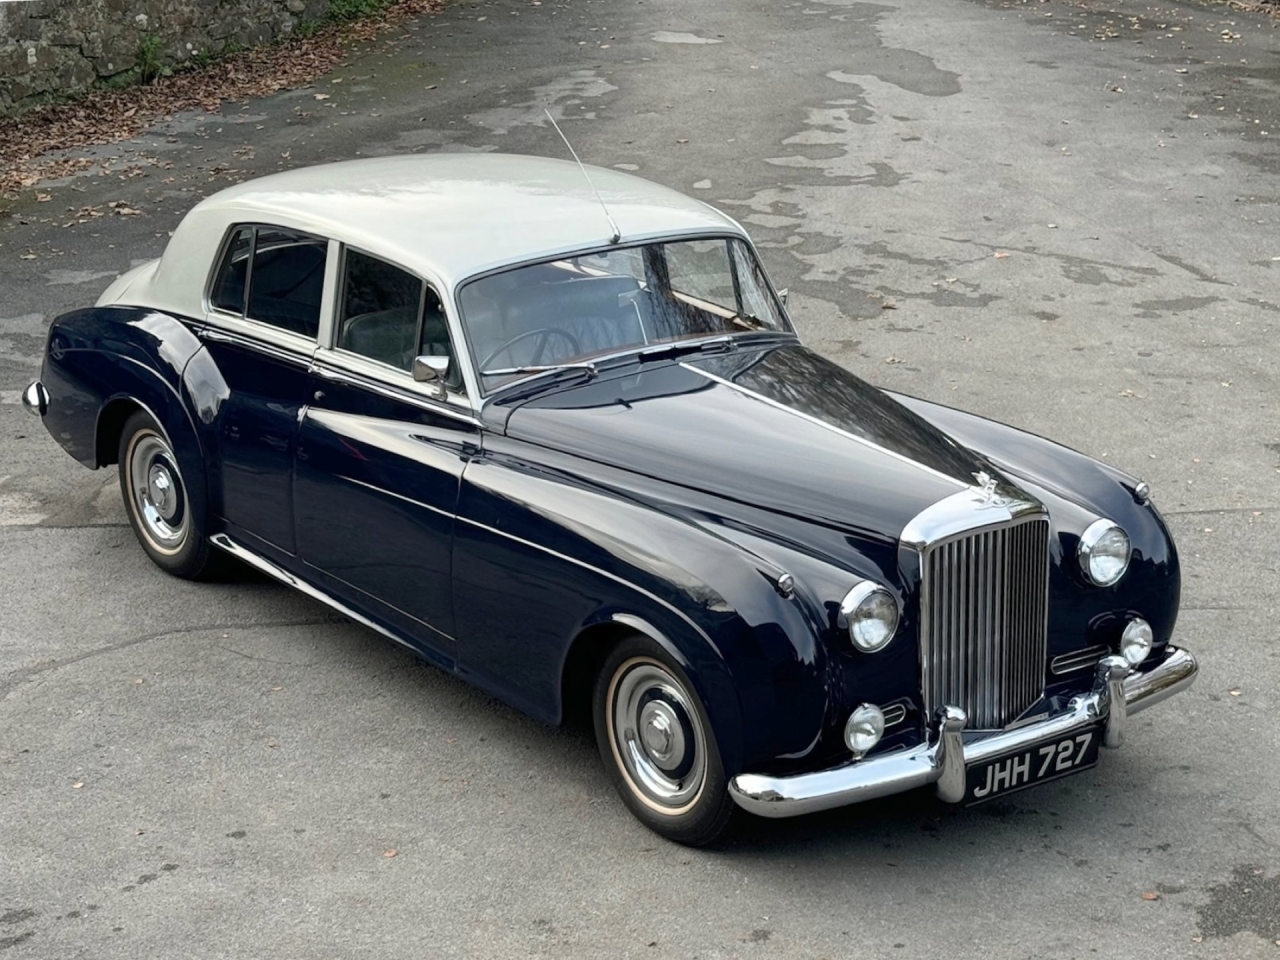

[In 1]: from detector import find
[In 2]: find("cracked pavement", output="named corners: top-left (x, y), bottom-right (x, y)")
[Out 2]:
top-left (1, 0), bottom-right (1279, 957)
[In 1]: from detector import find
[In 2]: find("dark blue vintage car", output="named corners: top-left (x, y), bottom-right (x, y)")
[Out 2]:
top-left (23, 154), bottom-right (1197, 845)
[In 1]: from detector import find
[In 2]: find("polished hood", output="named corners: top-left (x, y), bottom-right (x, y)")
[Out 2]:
top-left (503, 343), bottom-right (1001, 541)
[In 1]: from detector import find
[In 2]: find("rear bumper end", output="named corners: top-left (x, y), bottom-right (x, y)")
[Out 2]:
top-left (22, 380), bottom-right (49, 417)
top-left (728, 645), bottom-right (1198, 819)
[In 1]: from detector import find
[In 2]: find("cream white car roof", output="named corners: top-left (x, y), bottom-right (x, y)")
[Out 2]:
top-left (114, 153), bottom-right (748, 319)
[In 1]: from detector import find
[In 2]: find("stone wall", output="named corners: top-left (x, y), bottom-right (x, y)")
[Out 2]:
top-left (0, 0), bottom-right (334, 118)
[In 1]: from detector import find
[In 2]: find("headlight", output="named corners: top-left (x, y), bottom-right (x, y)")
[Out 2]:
top-left (840, 582), bottom-right (899, 652)
top-left (1078, 519), bottom-right (1131, 586)
top-left (1120, 618), bottom-right (1153, 665)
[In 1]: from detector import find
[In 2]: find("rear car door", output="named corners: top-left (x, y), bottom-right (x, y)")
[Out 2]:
top-left (202, 224), bottom-right (328, 555)
top-left (294, 247), bottom-right (479, 667)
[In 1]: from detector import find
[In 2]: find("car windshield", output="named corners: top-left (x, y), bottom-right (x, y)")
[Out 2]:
top-left (458, 236), bottom-right (790, 390)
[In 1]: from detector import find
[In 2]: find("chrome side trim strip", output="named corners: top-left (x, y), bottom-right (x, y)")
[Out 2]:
top-left (311, 359), bottom-right (483, 427)
top-left (729, 647), bottom-right (1197, 818)
top-left (198, 318), bottom-right (318, 368)
top-left (679, 362), bottom-right (967, 489)
top-left (208, 533), bottom-right (453, 650)
top-left (336, 474), bottom-right (454, 519)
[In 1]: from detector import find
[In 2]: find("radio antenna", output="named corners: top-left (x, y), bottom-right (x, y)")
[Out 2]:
top-left (544, 108), bottom-right (620, 245)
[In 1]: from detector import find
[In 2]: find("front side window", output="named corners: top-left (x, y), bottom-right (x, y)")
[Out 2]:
top-left (458, 236), bottom-right (788, 391)
top-left (336, 249), bottom-right (458, 387)
top-left (209, 225), bottom-right (326, 338)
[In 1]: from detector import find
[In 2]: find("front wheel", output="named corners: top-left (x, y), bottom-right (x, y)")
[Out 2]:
top-left (118, 408), bottom-right (218, 580)
top-left (593, 636), bottom-right (735, 846)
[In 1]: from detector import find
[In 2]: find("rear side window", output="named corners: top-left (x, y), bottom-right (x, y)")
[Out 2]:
top-left (210, 225), bottom-right (327, 338)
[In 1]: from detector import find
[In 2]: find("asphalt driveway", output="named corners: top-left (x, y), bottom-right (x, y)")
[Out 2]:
top-left (2, 1), bottom-right (1278, 957)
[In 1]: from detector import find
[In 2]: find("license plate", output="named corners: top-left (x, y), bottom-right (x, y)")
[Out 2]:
top-left (965, 725), bottom-right (1102, 804)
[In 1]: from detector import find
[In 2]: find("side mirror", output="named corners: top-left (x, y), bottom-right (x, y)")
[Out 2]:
top-left (412, 355), bottom-right (451, 399)
top-left (777, 288), bottom-right (789, 307)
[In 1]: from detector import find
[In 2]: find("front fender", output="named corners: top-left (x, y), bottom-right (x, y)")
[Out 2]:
top-left (890, 391), bottom-right (1181, 651)
top-left (453, 436), bottom-right (834, 776)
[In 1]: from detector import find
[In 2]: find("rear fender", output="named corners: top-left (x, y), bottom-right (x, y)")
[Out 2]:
top-left (42, 307), bottom-right (208, 522)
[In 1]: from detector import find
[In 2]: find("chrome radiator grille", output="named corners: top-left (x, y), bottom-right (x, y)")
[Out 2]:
top-left (919, 516), bottom-right (1050, 729)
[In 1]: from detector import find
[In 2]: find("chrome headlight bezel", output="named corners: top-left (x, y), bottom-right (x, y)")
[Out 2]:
top-left (1077, 519), bottom-right (1131, 587)
top-left (839, 581), bottom-right (900, 652)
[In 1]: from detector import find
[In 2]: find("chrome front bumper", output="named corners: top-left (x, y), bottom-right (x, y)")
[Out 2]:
top-left (728, 645), bottom-right (1198, 819)
top-left (22, 380), bottom-right (49, 417)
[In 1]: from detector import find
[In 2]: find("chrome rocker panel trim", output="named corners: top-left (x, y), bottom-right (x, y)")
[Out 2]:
top-left (728, 646), bottom-right (1198, 819)
top-left (208, 533), bottom-right (427, 656)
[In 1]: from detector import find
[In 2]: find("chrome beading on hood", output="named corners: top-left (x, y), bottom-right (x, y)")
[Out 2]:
top-left (900, 470), bottom-right (1045, 550)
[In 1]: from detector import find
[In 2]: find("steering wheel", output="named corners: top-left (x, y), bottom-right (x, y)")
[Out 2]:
top-left (481, 327), bottom-right (582, 370)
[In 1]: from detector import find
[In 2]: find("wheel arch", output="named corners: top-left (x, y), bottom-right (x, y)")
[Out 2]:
top-left (558, 611), bottom-right (746, 777)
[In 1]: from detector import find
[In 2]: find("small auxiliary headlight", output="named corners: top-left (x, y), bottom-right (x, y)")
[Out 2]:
top-left (845, 704), bottom-right (885, 758)
top-left (1078, 520), bottom-right (1131, 587)
top-left (840, 582), bottom-right (899, 652)
top-left (1120, 619), bottom-right (1153, 666)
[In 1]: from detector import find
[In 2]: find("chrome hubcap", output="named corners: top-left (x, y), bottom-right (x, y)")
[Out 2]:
top-left (148, 465), bottom-right (176, 519)
top-left (128, 432), bottom-right (188, 552)
top-left (610, 660), bottom-right (707, 813)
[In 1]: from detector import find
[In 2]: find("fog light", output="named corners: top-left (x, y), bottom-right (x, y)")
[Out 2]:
top-left (844, 704), bottom-right (885, 758)
top-left (1120, 619), bottom-right (1153, 666)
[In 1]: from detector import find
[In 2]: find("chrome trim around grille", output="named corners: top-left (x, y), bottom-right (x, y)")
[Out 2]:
top-left (906, 479), bottom-right (1051, 731)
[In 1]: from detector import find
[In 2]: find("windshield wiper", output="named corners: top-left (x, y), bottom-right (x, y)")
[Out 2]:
top-left (481, 361), bottom-right (599, 380)
top-left (636, 335), bottom-right (736, 362)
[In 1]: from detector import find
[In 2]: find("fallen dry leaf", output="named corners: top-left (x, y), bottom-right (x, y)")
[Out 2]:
top-left (0, 0), bottom-right (444, 199)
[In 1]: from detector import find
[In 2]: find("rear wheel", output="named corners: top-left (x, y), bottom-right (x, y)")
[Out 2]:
top-left (118, 409), bottom-right (217, 579)
top-left (593, 636), bottom-right (735, 846)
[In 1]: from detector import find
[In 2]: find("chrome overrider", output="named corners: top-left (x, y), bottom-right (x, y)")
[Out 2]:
top-left (22, 380), bottom-right (49, 417)
top-left (728, 646), bottom-right (1198, 818)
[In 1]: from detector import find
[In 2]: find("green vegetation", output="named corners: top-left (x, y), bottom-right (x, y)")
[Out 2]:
top-left (326, 0), bottom-right (394, 21)
top-left (136, 34), bottom-right (167, 84)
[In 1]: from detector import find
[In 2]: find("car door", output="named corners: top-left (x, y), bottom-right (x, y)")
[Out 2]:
top-left (294, 247), bottom-right (479, 667)
top-left (201, 224), bottom-right (329, 555)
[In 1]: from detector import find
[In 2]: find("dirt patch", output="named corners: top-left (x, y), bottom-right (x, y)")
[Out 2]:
top-left (1197, 865), bottom-right (1280, 942)
top-left (0, 0), bottom-right (441, 203)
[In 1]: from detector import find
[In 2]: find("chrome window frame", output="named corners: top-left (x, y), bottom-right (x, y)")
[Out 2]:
top-left (313, 241), bottom-right (480, 418)
top-left (453, 230), bottom-right (796, 403)
top-left (202, 222), bottom-right (332, 362)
